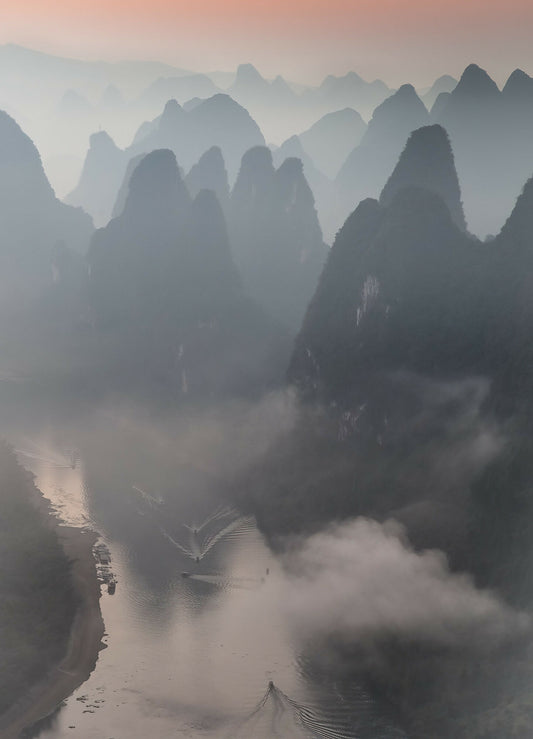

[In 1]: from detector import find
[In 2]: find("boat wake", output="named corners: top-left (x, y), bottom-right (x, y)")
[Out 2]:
top-left (227, 677), bottom-right (407, 739)
top-left (159, 506), bottom-right (255, 563)
top-left (227, 681), bottom-right (371, 739)
top-left (132, 484), bottom-right (164, 508)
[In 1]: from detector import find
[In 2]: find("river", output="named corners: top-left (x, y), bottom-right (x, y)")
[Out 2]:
top-left (0, 386), bottom-right (406, 738)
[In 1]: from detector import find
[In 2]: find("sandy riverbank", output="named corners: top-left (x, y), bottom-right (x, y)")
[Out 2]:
top-left (0, 501), bottom-right (105, 738)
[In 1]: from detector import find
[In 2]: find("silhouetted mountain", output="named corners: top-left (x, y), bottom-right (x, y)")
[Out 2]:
top-left (369, 84), bottom-right (429, 136)
top-left (231, 145), bottom-right (275, 213)
top-left (277, 154), bottom-right (533, 593)
top-left (320, 71), bottom-right (388, 97)
top-left (499, 175), bottom-right (533, 246)
top-left (289, 187), bottom-right (480, 401)
top-left (421, 75), bottom-right (457, 109)
top-left (101, 84), bottom-right (124, 108)
top-left (231, 63), bottom-right (271, 99)
top-left (275, 107), bottom-right (369, 241)
top-left (66, 130), bottom-right (127, 226)
top-left (0, 110), bottom-right (93, 317)
top-left (207, 69), bottom-right (236, 89)
top-left (132, 94), bottom-right (265, 181)
top-left (58, 89), bottom-right (92, 115)
top-left (0, 44), bottom-right (196, 194)
top-left (285, 142), bottom-right (533, 529)
top-left (432, 63), bottom-right (502, 151)
top-left (0, 43), bottom-right (191, 99)
top-left (271, 75), bottom-right (294, 99)
top-left (227, 64), bottom-right (301, 143)
top-left (250, 169), bottom-right (533, 737)
top-left (182, 97), bottom-right (203, 111)
top-left (111, 154), bottom-right (145, 219)
top-left (272, 136), bottom-right (305, 162)
top-left (89, 149), bottom-right (191, 324)
top-left (501, 68), bottom-right (533, 107)
top-left (137, 74), bottom-right (220, 112)
top-left (185, 146), bottom-right (230, 212)
top-left (430, 91), bottom-right (451, 118)
top-left (380, 125), bottom-right (466, 230)
top-left (451, 63), bottom-right (500, 100)
top-left (230, 147), bottom-right (327, 330)
top-left (486, 177), bottom-right (533, 409)
top-left (306, 71), bottom-right (390, 119)
top-left (272, 135), bottom-right (329, 193)
top-left (336, 84), bottom-right (429, 223)
top-left (433, 64), bottom-right (502, 128)
top-left (298, 108), bottom-right (367, 179)
top-left (229, 64), bottom-right (296, 108)
top-left (69, 94), bottom-right (264, 225)
top-left (431, 63), bottom-right (530, 235)
top-left (272, 135), bottom-right (336, 242)
top-left (124, 148), bottom-right (191, 220)
top-left (89, 148), bottom-right (288, 395)
top-left (155, 100), bottom-right (187, 140)
top-left (254, 161), bottom-right (499, 576)
top-left (131, 117), bottom-right (160, 146)
top-left (181, 189), bottom-right (242, 315)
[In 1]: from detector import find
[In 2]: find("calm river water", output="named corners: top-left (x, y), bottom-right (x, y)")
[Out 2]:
top-left (0, 386), bottom-right (406, 738)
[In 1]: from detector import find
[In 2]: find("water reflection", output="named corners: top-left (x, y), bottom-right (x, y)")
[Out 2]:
top-left (0, 396), bottom-right (406, 738)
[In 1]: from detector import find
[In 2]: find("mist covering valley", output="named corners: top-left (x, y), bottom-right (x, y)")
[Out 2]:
top-left (2, 40), bottom-right (533, 739)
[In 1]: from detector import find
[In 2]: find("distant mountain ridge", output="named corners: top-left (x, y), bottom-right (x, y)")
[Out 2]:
top-left (0, 43), bottom-right (192, 94)
top-left (421, 74), bottom-right (457, 109)
top-left (335, 83), bottom-right (430, 227)
top-left (295, 108), bottom-right (367, 179)
top-left (130, 93), bottom-right (265, 180)
top-left (432, 63), bottom-right (533, 236)
top-left (67, 93), bottom-right (265, 224)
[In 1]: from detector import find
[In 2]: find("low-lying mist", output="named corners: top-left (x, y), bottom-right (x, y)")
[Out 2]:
top-left (280, 517), bottom-right (529, 647)
top-left (80, 374), bottom-right (526, 653)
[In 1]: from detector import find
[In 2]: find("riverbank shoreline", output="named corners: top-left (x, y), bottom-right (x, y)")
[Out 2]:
top-left (0, 485), bottom-right (105, 738)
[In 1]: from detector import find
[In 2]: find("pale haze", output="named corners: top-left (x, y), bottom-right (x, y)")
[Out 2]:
top-left (1, 0), bottom-right (533, 85)
top-left (2, 2), bottom-right (533, 738)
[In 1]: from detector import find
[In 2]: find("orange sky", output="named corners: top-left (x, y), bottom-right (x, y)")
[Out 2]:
top-left (2, 0), bottom-right (533, 85)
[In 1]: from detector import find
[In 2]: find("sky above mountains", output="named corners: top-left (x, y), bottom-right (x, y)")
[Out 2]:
top-left (2, 0), bottom-right (532, 86)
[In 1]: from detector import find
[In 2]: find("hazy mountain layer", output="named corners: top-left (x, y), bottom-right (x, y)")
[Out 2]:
top-left (89, 148), bottom-right (289, 396)
top-left (230, 146), bottom-right (328, 331)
